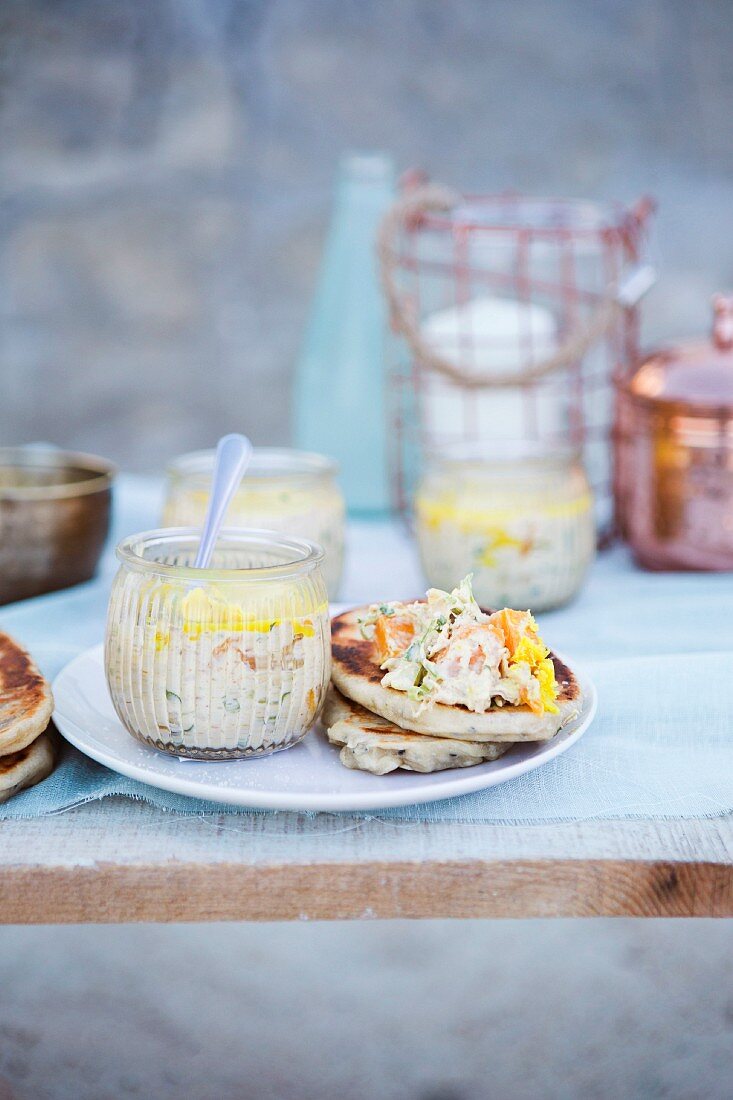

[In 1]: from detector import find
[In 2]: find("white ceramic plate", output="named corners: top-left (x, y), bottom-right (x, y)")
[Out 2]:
top-left (53, 644), bottom-right (597, 813)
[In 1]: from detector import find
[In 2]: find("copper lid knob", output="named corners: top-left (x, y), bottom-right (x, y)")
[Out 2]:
top-left (712, 294), bottom-right (733, 351)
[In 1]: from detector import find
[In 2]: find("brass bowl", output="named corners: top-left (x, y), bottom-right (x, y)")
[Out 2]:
top-left (0, 448), bottom-right (116, 605)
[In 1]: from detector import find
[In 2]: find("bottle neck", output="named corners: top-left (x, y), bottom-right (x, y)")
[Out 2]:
top-left (335, 155), bottom-right (394, 210)
top-left (712, 294), bottom-right (733, 351)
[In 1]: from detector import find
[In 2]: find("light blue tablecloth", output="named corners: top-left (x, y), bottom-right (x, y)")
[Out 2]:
top-left (2, 476), bottom-right (732, 821)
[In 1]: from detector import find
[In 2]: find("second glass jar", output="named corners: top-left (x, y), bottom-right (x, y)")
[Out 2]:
top-left (163, 448), bottom-right (345, 597)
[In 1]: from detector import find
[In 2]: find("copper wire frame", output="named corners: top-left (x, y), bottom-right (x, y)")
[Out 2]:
top-left (384, 192), bottom-right (651, 541)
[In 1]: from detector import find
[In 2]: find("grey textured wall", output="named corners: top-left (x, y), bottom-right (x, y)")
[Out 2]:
top-left (2, 0), bottom-right (733, 470)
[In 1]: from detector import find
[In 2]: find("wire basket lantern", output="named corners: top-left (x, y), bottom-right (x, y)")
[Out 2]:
top-left (379, 183), bottom-right (654, 540)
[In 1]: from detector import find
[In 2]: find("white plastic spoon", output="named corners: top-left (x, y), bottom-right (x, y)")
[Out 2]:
top-left (193, 433), bottom-right (253, 569)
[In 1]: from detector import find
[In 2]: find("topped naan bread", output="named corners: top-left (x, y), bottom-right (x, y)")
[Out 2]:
top-left (0, 632), bottom-right (54, 756)
top-left (331, 585), bottom-right (582, 742)
top-left (323, 685), bottom-right (512, 774)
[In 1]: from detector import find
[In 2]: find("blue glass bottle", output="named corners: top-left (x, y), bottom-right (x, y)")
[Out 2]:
top-left (293, 153), bottom-right (395, 515)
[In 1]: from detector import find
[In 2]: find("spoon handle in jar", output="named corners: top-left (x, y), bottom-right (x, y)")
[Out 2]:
top-left (193, 434), bottom-right (253, 569)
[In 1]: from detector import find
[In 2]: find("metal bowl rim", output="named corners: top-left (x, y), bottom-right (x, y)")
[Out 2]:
top-left (0, 447), bottom-right (116, 500)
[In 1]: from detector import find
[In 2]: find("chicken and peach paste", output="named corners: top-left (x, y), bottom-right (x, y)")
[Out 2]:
top-left (415, 450), bottom-right (595, 612)
top-left (105, 531), bottom-right (331, 759)
top-left (163, 448), bottom-right (345, 597)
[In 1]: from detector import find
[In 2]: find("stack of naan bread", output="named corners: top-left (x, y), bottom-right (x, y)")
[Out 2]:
top-left (324, 607), bottom-right (581, 775)
top-left (0, 633), bottom-right (56, 803)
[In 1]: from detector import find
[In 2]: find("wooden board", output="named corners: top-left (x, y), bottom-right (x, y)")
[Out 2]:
top-left (2, 801), bottom-right (732, 923)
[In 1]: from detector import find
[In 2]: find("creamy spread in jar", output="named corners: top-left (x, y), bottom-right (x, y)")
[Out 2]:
top-left (415, 448), bottom-right (595, 611)
top-left (105, 530), bottom-right (330, 759)
top-left (162, 448), bottom-right (345, 597)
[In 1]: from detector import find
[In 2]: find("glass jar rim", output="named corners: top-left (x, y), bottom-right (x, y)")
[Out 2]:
top-left (423, 440), bottom-right (584, 472)
top-left (166, 447), bottom-right (338, 484)
top-left (116, 527), bottom-right (325, 581)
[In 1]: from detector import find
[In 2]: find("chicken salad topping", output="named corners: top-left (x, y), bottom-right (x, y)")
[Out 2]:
top-left (359, 576), bottom-right (558, 716)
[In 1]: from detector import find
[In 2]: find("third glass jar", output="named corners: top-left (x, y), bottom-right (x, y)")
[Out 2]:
top-left (415, 446), bottom-right (596, 611)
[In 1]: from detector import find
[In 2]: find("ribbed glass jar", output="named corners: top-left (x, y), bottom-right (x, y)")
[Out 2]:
top-left (415, 447), bottom-right (596, 611)
top-left (105, 529), bottom-right (331, 759)
top-left (162, 448), bottom-right (345, 597)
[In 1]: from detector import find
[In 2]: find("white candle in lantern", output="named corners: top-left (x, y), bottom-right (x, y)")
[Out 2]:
top-left (419, 295), bottom-right (566, 444)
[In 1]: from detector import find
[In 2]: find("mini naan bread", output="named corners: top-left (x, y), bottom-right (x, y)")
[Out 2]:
top-left (331, 608), bottom-right (581, 741)
top-left (0, 632), bottom-right (55, 756)
top-left (323, 685), bottom-right (512, 775)
top-left (0, 731), bottom-right (55, 803)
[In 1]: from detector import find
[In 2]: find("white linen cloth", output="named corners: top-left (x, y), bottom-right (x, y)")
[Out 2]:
top-left (1, 475), bottom-right (732, 821)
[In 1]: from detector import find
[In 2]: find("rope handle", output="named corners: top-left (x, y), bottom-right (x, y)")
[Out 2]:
top-left (377, 184), bottom-right (624, 389)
